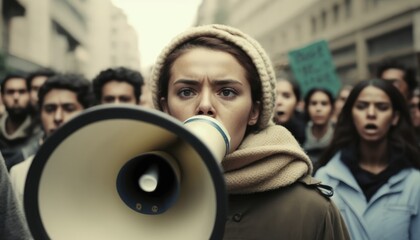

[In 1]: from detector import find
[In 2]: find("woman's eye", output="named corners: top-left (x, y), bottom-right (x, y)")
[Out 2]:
top-left (178, 89), bottom-right (194, 97)
top-left (282, 93), bottom-right (291, 99)
top-left (321, 101), bottom-right (330, 106)
top-left (355, 102), bottom-right (367, 109)
top-left (220, 89), bottom-right (236, 97)
top-left (376, 103), bottom-right (390, 111)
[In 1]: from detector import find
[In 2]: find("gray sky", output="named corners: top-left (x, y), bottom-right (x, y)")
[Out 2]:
top-left (111, 0), bottom-right (203, 73)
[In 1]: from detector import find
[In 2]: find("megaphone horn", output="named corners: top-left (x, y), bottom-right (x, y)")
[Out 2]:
top-left (24, 105), bottom-right (230, 240)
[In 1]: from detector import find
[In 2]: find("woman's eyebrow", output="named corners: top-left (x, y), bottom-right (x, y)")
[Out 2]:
top-left (355, 99), bottom-right (390, 104)
top-left (173, 79), bottom-right (200, 85)
top-left (173, 78), bottom-right (243, 86)
top-left (211, 79), bottom-right (243, 86)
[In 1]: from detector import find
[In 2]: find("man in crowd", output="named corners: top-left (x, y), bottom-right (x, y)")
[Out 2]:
top-left (376, 59), bottom-right (417, 101)
top-left (9, 73), bottom-right (93, 203)
top-left (0, 73), bottom-right (39, 170)
top-left (26, 68), bottom-right (56, 113)
top-left (92, 67), bottom-right (144, 105)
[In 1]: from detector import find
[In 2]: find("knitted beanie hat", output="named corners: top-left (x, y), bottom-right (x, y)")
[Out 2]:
top-left (150, 24), bottom-right (276, 129)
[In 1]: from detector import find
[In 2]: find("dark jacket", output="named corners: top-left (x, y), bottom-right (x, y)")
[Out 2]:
top-left (282, 112), bottom-right (306, 146)
top-left (224, 176), bottom-right (350, 240)
top-left (0, 153), bottom-right (33, 240)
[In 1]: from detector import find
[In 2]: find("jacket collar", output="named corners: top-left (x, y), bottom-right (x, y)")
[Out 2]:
top-left (324, 152), bottom-right (362, 192)
top-left (325, 152), bottom-right (412, 205)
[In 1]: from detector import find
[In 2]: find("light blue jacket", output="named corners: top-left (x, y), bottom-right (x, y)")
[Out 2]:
top-left (315, 152), bottom-right (420, 240)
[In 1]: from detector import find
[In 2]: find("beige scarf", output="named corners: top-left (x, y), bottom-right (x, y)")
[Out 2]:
top-left (222, 125), bottom-right (313, 194)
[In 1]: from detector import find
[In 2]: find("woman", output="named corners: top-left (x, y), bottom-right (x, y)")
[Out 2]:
top-left (315, 79), bottom-right (420, 240)
top-left (273, 78), bottom-right (306, 145)
top-left (150, 24), bottom-right (349, 239)
top-left (303, 88), bottom-right (335, 166)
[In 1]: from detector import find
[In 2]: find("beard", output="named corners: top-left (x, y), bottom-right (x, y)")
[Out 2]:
top-left (5, 105), bottom-right (30, 121)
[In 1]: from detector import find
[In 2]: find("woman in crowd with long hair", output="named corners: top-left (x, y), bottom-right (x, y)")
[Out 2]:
top-left (315, 79), bottom-right (420, 240)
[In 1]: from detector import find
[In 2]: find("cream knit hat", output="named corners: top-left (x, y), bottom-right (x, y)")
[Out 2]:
top-left (150, 24), bottom-right (276, 130)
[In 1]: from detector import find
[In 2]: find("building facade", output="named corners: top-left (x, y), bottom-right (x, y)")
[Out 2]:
top-left (0, 0), bottom-right (140, 78)
top-left (86, 0), bottom-right (140, 78)
top-left (196, 0), bottom-right (420, 85)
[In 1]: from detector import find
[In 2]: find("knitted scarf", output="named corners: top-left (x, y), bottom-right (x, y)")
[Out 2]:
top-left (222, 125), bottom-right (313, 194)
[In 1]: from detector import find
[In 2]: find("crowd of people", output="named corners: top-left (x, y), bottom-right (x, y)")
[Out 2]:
top-left (1, 24), bottom-right (419, 239)
top-left (0, 66), bottom-right (150, 239)
top-left (271, 60), bottom-right (420, 239)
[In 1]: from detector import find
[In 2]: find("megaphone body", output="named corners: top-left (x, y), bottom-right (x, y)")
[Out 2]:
top-left (24, 105), bottom-right (229, 240)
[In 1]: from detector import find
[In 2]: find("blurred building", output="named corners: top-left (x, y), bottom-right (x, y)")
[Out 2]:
top-left (86, 0), bottom-right (140, 78)
top-left (0, 0), bottom-right (88, 73)
top-left (0, 0), bottom-right (140, 78)
top-left (196, 0), bottom-right (420, 84)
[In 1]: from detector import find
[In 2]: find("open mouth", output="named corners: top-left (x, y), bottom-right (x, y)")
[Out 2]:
top-left (276, 111), bottom-right (285, 116)
top-left (364, 124), bottom-right (378, 130)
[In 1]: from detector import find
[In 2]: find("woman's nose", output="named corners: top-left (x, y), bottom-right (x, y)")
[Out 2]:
top-left (196, 91), bottom-right (215, 117)
top-left (276, 98), bottom-right (283, 106)
top-left (367, 105), bottom-right (376, 118)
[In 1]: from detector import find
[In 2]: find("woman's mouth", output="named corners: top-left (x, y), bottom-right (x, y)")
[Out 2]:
top-left (364, 123), bottom-right (378, 130)
top-left (276, 111), bottom-right (285, 116)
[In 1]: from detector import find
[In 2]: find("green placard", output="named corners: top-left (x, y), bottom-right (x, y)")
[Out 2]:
top-left (288, 40), bottom-right (341, 98)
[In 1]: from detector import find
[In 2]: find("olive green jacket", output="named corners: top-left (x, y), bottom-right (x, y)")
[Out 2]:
top-left (224, 176), bottom-right (350, 240)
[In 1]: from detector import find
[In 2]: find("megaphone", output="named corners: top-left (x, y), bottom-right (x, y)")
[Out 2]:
top-left (24, 105), bottom-right (230, 240)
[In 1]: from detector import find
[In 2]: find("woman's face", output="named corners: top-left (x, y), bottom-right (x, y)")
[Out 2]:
top-left (161, 47), bottom-right (260, 152)
top-left (352, 86), bottom-right (399, 142)
top-left (274, 80), bottom-right (297, 124)
top-left (308, 91), bottom-right (333, 126)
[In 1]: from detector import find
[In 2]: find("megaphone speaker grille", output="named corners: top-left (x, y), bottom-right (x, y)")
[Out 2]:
top-left (116, 151), bottom-right (181, 215)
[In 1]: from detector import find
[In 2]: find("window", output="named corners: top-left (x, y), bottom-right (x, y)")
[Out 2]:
top-left (332, 45), bottom-right (356, 62)
top-left (333, 4), bottom-right (339, 23)
top-left (311, 16), bottom-right (317, 34)
top-left (344, 0), bottom-right (352, 18)
top-left (367, 26), bottom-right (413, 57)
top-left (321, 11), bottom-right (327, 29)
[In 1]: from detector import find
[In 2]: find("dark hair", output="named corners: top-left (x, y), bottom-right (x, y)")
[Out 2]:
top-left (26, 68), bottom-right (56, 89)
top-left (376, 59), bottom-right (418, 95)
top-left (1, 72), bottom-right (28, 94)
top-left (38, 73), bottom-right (94, 109)
top-left (318, 79), bottom-right (420, 169)
top-left (92, 67), bottom-right (144, 104)
top-left (158, 36), bottom-right (262, 132)
top-left (277, 78), bottom-right (301, 101)
top-left (303, 88), bottom-right (335, 122)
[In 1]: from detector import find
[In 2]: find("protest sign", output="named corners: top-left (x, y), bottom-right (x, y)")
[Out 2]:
top-left (288, 40), bottom-right (341, 98)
